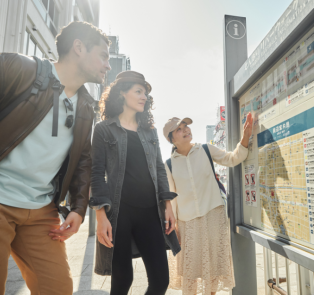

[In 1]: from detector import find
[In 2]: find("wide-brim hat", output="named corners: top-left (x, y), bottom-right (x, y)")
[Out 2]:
top-left (163, 117), bottom-right (193, 142)
top-left (114, 71), bottom-right (152, 93)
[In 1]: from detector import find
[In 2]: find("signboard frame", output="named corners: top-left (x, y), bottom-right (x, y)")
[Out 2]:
top-left (224, 1), bottom-right (314, 277)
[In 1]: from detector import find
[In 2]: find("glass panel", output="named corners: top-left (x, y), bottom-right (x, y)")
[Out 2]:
top-left (23, 31), bottom-right (29, 55)
top-left (36, 47), bottom-right (44, 59)
top-left (41, 0), bottom-right (48, 10)
top-left (46, 16), bottom-right (51, 28)
top-left (28, 38), bottom-right (36, 56)
top-left (49, 22), bottom-right (57, 38)
top-left (54, 7), bottom-right (59, 29)
top-left (32, 0), bottom-right (47, 21)
top-left (48, 0), bottom-right (54, 21)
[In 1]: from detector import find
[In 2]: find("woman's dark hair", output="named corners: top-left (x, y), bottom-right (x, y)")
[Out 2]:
top-left (168, 132), bottom-right (177, 154)
top-left (99, 81), bottom-right (155, 130)
top-left (56, 21), bottom-right (110, 60)
top-left (168, 132), bottom-right (174, 144)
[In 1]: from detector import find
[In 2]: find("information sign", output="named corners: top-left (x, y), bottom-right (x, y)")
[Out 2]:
top-left (239, 25), bottom-right (314, 249)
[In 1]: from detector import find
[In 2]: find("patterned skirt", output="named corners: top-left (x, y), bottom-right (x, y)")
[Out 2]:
top-left (168, 205), bottom-right (235, 294)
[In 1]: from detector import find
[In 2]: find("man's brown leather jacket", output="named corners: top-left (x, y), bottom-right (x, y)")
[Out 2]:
top-left (0, 53), bottom-right (94, 219)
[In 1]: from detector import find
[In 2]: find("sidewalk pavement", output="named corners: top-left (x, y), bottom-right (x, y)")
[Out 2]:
top-left (5, 209), bottom-right (249, 295)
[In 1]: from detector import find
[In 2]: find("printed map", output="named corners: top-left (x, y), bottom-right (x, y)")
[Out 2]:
top-left (258, 126), bottom-right (313, 243)
top-left (239, 26), bottom-right (314, 248)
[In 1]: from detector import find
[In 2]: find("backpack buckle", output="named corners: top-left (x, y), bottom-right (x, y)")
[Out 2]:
top-left (52, 81), bottom-right (64, 94)
top-left (52, 81), bottom-right (61, 90)
top-left (33, 79), bottom-right (42, 89)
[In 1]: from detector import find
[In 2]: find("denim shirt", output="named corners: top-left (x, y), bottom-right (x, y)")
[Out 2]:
top-left (89, 116), bottom-right (181, 276)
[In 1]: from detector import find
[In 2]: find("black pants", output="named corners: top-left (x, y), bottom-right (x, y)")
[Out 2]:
top-left (110, 202), bottom-right (169, 295)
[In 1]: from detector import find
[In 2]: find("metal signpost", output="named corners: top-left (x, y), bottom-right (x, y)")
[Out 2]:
top-left (223, 14), bottom-right (258, 295)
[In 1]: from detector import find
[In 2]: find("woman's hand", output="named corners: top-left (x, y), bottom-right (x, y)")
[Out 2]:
top-left (96, 208), bottom-right (113, 248)
top-left (240, 112), bottom-right (253, 148)
top-left (165, 201), bottom-right (176, 235)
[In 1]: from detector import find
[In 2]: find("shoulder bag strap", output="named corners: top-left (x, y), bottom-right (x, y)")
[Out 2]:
top-left (202, 143), bottom-right (227, 194)
top-left (202, 143), bottom-right (216, 176)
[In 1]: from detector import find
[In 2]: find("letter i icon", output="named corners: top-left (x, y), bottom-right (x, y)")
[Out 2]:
top-left (234, 24), bottom-right (239, 36)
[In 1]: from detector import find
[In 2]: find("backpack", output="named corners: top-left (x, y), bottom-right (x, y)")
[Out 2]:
top-left (166, 144), bottom-right (228, 218)
top-left (0, 56), bottom-right (63, 136)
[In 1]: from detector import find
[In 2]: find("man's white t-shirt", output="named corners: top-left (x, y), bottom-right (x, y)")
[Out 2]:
top-left (0, 63), bottom-right (78, 209)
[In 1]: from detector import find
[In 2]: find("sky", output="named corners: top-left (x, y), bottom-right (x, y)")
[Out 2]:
top-left (99, 0), bottom-right (292, 159)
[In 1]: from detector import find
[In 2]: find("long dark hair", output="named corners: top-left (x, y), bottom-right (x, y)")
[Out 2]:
top-left (99, 81), bottom-right (154, 130)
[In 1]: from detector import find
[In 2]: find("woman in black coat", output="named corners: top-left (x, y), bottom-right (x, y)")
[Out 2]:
top-left (89, 71), bottom-right (181, 295)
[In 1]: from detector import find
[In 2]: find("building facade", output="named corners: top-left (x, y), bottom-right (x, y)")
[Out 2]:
top-left (106, 36), bottom-right (131, 86)
top-left (0, 0), bottom-right (101, 101)
top-left (212, 106), bottom-right (227, 186)
top-left (206, 125), bottom-right (215, 143)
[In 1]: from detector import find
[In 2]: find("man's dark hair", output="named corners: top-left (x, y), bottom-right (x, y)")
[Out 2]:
top-left (55, 21), bottom-right (110, 59)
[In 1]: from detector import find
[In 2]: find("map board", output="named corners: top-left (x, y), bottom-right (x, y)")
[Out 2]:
top-left (239, 25), bottom-right (314, 249)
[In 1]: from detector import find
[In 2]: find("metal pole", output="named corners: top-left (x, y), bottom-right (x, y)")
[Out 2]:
top-left (296, 264), bottom-right (302, 295)
top-left (310, 271), bottom-right (314, 295)
top-left (298, 265), bottom-right (312, 295)
top-left (223, 14), bottom-right (257, 295)
top-left (89, 207), bottom-right (96, 236)
top-left (275, 253), bottom-right (280, 287)
top-left (285, 259), bottom-right (291, 295)
top-left (88, 108), bottom-right (100, 237)
top-left (264, 248), bottom-right (274, 295)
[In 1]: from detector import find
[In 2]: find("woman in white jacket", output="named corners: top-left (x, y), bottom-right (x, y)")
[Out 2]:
top-left (163, 113), bottom-right (253, 295)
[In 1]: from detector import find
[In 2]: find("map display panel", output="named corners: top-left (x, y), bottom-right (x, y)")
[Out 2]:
top-left (239, 25), bottom-right (314, 249)
top-left (258, 109), bottom-right (314, 244)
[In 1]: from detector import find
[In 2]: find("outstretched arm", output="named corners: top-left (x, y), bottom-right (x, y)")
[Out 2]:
top-left (208, 112), bottom-right (253, 167)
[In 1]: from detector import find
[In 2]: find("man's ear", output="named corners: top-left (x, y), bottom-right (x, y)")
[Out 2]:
top-left (72, 39), bottom-right (85, 57)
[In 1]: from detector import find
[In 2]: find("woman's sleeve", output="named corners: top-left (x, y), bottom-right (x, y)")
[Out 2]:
top-left (165, 162), bottom-right (178, 220)
top-left (208, 142), bottom-right (248, 167)
top-left (154, 128), bottom-right (177, 202)
top-left (89, 123), bottom-right (112, 212)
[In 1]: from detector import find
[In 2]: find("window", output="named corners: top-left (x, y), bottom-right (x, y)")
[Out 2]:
top-left (23, 30), bottom-right (45, 58)
top-left (28, 38), bottom-right (36, 56)
top-left (32, 0), bottom-right (60, 37)
top-left (42, 0), bottom-right (48, 9)
top-left (23, 31), bottom-right (29, 55)
top-left (36, 47), bottom-right (44, 59)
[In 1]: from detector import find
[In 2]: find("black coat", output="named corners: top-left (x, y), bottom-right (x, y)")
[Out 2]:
top-left (89, 117), bottom-right (181, 276)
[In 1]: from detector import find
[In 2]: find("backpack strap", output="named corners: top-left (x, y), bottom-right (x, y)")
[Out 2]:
top-left (0, 56), bottom-right (55, 122)
top-left (51, 80), bottom-right (64, 137)
top-left (202, 143), bottom-right (216, 175)
top-left (167, 145), bottom-right (215, 176)
top-left (202, 143), bottom-right (227, 194)
top-left (32, 56), bottom-right (54, 94)
top-left (166, 158), bottom-right (172, 173)
top-left (34, 57), bottom-right (64, 137)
